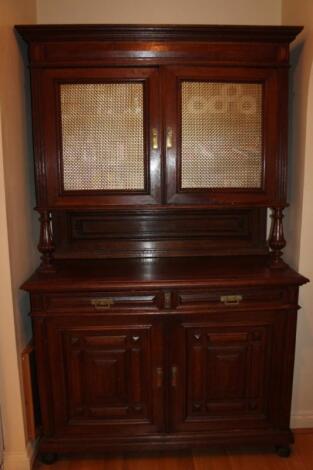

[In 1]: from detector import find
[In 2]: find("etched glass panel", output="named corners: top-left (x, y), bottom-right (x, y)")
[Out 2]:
top-left (60, 83), bottom-right (145, 191)
top-left (181, 81), bottom-right (263, 189)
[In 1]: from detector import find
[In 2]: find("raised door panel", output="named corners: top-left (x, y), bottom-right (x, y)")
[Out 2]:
top-left (46, 318), bottom-right (164, 436)
top-left (163, 66), bottom-right (283, 205)
top-left (36, 67), bottom-right (161, 207)
top-left (170, 312), bottom-right (284, 432)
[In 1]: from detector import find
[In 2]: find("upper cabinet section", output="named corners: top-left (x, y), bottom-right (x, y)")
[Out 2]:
top-left (16, 24), bottom-right (302, 209)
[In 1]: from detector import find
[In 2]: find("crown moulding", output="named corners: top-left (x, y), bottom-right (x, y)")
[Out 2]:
top-left (15, 24), bottom-right (303, 44)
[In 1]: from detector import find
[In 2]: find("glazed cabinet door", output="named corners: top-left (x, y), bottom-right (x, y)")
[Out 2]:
top-left (169, 311), bottom-right (285, 432)
top-left (36, 67), bottom-right (161, 207)
top-left (163, 66), bottom-right (283, 206)
top-left (43, 316), bottom-right (164, 437)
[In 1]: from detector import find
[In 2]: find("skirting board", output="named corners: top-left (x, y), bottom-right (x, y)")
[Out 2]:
top-left (3, 440), bottom-right (37, 470)
top-left (291, 413), bottom-right (313, 429)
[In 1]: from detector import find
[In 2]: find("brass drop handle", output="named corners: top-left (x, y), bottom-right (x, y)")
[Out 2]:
top-left (91, 298), bottom-right (114, 309)
top-left (171, 365), bottom-right (178, 387)
top-left (166, 127), bottom-right (173, 149)
top-left (156, 367), bottom-right (163, 388)
top-left (152, 128), bottom-right (158, 150)
top-left (220, 295), bottom-right (243, 305)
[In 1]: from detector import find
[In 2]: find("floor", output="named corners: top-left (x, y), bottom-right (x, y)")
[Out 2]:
top-left (35, 431), bottom-right (313, 469)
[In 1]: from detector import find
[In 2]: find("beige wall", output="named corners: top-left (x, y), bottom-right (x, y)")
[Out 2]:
top-left (1, 6), bottom-right (311, 470)
top-left (37, 0), bottom-right (282, 25)
top-left (282, 0), bottom-right (313, 428)
top-left (0, 0), bottom-right (38, 469)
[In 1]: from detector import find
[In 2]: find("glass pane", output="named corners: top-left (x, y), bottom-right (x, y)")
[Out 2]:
top-left (60, 83), bottom-right (145, 191)
top-left (181, 81), bottom-right (263, 189)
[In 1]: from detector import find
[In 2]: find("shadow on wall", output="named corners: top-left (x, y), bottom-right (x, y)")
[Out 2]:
top-left (285, 40), bottom-right (305, 270)
top-left (16, 31), bottom-right (40, 268)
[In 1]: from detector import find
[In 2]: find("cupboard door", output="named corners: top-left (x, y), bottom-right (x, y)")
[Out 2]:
top-left (46, 317), bottom-right (164, 436)
top-left (39, 67), bottom-right (161, 207)
top-left (169, 312), bottom-right (284, 432)
top-left (164, 66), bottom-right (281, 205)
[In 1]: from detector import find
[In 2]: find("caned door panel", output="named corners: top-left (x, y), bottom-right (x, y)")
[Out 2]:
top-left (46, 317), bottom-right (164, 436)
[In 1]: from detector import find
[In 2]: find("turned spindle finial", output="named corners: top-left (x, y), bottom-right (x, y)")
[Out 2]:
top-left (269, 207), bottom-right (286, 268)
top-left (37, 210), bottom-right (55, 272)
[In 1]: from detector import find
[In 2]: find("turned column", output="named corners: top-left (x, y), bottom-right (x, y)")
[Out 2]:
top-left (37, 210), bottom-right (55, 272)
top-left (268, 207), bottom-right (286, 268)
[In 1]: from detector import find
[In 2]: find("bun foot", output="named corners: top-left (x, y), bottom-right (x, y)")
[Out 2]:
top-left (276, 445), bottom-right (291, 458)
top-left (40, 452), bottom-right (58, 465)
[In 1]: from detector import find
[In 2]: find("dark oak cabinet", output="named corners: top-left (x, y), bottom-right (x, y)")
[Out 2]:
top-left (17, 24), bottom-right (307, 462)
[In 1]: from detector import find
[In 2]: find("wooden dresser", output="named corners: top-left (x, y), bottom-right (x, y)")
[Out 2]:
top-left (16, 24), bottom-right (307, 464)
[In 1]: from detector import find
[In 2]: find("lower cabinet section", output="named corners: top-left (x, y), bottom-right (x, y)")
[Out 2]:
top-left (32, 300), bottom-right (299, 455)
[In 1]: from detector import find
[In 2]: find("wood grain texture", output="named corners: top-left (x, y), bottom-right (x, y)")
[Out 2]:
top-left (22, 257), bottom-right (308, 293)
top-left (52, 208), bottom-right (267, 260)
top-left (34, 432), bottom-right (313, 469)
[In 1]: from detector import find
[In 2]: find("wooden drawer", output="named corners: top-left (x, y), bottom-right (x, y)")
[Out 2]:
top-left (173, 287), bottom-right (288, 311)
top-left (43, 291), bottom-right (163, 313)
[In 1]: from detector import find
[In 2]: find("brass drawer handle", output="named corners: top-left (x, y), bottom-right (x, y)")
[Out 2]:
top-left (91, 298), bottom-right (114, 309)
top-left (220, 295), bottom-right (243, 305)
